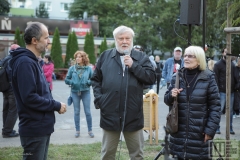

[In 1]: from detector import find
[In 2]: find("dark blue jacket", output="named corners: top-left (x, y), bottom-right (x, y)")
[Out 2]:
top-left (164, 68), bottom-right (221, 159)
top-left (9, 47), bottom-right (61, 137)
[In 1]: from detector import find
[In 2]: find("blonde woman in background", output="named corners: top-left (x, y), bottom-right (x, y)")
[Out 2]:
top-left (208, 59), bottom-right (216, 71)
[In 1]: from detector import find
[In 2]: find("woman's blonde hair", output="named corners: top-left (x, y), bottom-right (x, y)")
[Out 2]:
top-left (184, 46), bottom-right (207, 70)
top-left (74, 51), bottom-right (90, 66)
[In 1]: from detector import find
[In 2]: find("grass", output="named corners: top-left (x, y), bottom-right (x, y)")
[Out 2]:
top-left (1, 139), bottom-right (240, 160)
top-left (0, 140), bottom-right (163, 160)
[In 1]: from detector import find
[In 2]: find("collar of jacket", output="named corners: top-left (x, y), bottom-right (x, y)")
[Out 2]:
top-left (178, 67), bottom-right (213, 81)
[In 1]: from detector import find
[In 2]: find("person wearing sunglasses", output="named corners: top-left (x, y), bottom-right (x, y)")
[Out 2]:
top-left (162, 46), bottom-right (184, 88)
top-left (164, 45), bottom-right (221, 160)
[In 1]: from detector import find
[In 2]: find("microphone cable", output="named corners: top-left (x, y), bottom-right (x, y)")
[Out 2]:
top-left (117, 65), bottom-right (129, 160)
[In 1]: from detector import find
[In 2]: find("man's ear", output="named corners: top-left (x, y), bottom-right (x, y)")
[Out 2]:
top-left (31, 37), bottom-right (38, 45)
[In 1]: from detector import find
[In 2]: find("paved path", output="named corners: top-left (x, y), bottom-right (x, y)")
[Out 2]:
top-left (1, 80), bottom-right (240, 148)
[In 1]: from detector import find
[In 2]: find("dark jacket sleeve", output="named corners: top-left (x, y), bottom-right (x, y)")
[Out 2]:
top-left (16, 62), bottom-right (61, 112)
top-left (164, 74), bottom-right (176, 106)
top-left (204, 74), bottom-right (221, 137)
top-left (128, 53), bottom-right (156, 85)
top-left (91, 54), bottom-right (103, 109)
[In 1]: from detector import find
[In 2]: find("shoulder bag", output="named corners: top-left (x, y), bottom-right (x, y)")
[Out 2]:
top-left (165, 72), bottom-right (179, 134)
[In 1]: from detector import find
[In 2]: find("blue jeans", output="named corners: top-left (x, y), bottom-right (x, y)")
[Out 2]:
top-left (72, 90), bottom-right (92, 132)
top-left (220, 92), bottom-right (234, 128)
top-left (20, 135), bottom-right (50, 160)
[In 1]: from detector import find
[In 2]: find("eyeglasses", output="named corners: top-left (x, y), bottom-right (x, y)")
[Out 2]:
top-left (184, 54), bottom-right (196, 59)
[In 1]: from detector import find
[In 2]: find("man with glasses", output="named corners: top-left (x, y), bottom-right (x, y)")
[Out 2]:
top-left (162, 47), bottom-right (184, 88)
top-left (214, 48), bottom-right (237, 135)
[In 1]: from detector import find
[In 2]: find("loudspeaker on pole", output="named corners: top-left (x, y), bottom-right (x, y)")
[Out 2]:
top-left (180, 0), bottom-right (203, 25)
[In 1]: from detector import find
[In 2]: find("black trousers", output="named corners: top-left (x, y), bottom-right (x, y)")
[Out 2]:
top-left (2, 90), bottom-right (18, 135)
top-left (156, 74), bottom-right (162, 94)
top-left (20, 135), bottom-right (51, 160)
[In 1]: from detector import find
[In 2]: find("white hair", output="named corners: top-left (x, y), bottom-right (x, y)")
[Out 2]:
top-left (113, 25), bottom-right (135, 40)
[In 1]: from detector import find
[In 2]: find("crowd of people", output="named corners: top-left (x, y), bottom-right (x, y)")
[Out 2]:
top-left (1, 21), bottom-right (239, 160)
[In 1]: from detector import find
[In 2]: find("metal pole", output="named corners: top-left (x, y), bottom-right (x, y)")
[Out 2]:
top-left (202, 0), bottom-right (206, 49)
top-left (225, 2), bottom-right (231, 160)
top-left (188, 24), bottom-right (191, 46)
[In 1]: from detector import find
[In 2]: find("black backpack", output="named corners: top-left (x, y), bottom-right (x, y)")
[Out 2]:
top-left (0, 55), bottom-right (12, 92)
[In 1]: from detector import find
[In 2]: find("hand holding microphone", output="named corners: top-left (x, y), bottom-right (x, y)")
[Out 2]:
top-left (123, 50), bottom-right (133, 68)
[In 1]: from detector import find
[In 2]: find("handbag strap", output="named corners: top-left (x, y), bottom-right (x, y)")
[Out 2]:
top-left (174, 72), bottom-right (179, 102)
top-left (175, 72), bottom-right (179, 89)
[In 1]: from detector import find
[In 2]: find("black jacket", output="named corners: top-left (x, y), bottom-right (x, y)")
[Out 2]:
top-left (164, 68), bottom-right (221, 159)
top-left (91, 48), bottom-right (156, 131)
top-left (9, 47), bottom-right (61, 137)
top-left (213, 59), bottom-right (236, 93)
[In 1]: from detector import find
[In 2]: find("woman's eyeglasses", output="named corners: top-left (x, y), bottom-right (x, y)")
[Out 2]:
top-left (184, 54), bottom-right (196, 59)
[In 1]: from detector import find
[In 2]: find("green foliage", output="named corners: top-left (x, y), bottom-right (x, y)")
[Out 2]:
top-left (64, 32), bottom-right (72, 68)
top-left (217, 0), bottom-right (240, 26)
top-left (14, 27), bottom-right (21, 45)
top-left (99, 35), bottom-right (108, 54)
top-left (65, 31), bottom-right (79, 68)
top-left (51, 28), bottom-right (63, 68)
top-left (71, 31), bottom-right (79, 57)
top-left (68, 0), bottom-right (240, 57)
top-left (84, 30), bottom-right (95, 64)
top-left (36, 3), bottom-right (49, 18)
top-left (0, 0), bottom-right (10, 14)
top-left (14, 27), bottom-right (25, 47)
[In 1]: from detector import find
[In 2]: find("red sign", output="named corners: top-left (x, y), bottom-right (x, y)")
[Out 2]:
top-left (70, 21), bottom-right (92, 37)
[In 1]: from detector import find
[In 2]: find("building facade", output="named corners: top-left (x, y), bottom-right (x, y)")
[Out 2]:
top-left (0, 0), bottom-right (114, 59)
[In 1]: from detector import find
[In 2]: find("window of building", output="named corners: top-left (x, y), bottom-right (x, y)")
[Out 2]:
top-left (61, 3), bottom-right (71, 12)
top-left (40, 1), bottom-right (52, 11)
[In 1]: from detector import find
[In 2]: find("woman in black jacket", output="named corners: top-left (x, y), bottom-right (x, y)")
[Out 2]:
top-left (164, 46), bottom-right (221, 159)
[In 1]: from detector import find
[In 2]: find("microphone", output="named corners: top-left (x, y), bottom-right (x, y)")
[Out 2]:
top-left (123, 50), bottom-right (129, 69)
top-left (123, 50), bottom-right (129, 55)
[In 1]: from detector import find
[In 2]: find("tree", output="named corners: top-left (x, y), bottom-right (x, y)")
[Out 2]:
top-left (64, 32), bottom-right (72, 68)
top-left (71, 31), bottom-right (79, 56)
top-left (36, 3), bottom-right (49, 18)
top-left (99, 35), bottom-right (108, 54)
top-left (14, 27), bottom-right (21, 45)
top-left (64, 31), bottom-right (79, 68)
top-left (84, 31), bottom-right (95, 64)
top-left (51, 28), bottom-right (63, 68)
top-left (68, 0), bottom-right (240, 56)
top-left (0, 0), bottom-right (10, 14)
top-left (14, 27), bottom-right (25, 47)
top-left (217, 0), bottom-right (240, 26)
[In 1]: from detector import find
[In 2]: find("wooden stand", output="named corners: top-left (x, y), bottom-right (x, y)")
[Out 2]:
top-left (143, 92), bottom-right (159, 144)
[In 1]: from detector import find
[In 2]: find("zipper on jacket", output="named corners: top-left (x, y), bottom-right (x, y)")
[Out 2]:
top-left (183, 77), bottom-right (199, 159)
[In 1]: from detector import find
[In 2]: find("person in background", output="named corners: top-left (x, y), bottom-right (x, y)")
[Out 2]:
top-left (207, 59), bottom-right (216, 71)
top-left (162, 47), bottom-right (184, 88)
top-left (43, 55), bottom-right (54, 91)
top-left (233, 58), bottom-right (240, 118)
top-left (91, 25), bottom-right (156, 160)
top-left (214, 48), bottom-right (237, 134)
top-left (164, 46), bottom-right (221, 159)
top-left (155, 55), bottom-right (163, 94)
top-left (65, 51), bottom-right (94, 138)
top-left (133, 45), bottom-right (151, 94)
top-left (149, 55), bottom-right (156, 89)
top-left (133, 45), bottom-right (143, 52)
top-left (9, 22), bottom-right (67, 160)
top-left (1, 44), bottom-right (20, 138)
